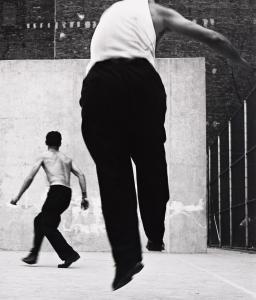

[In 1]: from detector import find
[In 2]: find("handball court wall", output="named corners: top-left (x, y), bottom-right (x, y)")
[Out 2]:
top-left (0, 58), bottom-right (206, 253)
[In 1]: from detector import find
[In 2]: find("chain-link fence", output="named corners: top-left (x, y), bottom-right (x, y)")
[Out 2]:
top-left (208, 87), bottom-right (256, 251)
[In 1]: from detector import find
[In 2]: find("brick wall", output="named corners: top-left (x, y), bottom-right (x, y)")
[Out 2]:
top-left (0, 1), bottom-right (54, 59)
top-left (0, 0), bottom-right (255, 143)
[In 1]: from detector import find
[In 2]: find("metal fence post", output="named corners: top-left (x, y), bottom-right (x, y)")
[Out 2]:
top-left (244, 100), bottom-right (248, 248)
top-left (228, 121), bottom-right (232, 247)
top-left (208, 146), bottom-right (211, 246)
top-left (217, 135), bottom-right (221, 247)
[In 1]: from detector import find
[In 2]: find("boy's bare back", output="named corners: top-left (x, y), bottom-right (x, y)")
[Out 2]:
top-left (42, 150), bottom-right (72, 188)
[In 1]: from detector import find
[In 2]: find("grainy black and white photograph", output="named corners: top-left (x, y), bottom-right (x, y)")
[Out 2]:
top-left (0, 0), bottom-right (256, 299)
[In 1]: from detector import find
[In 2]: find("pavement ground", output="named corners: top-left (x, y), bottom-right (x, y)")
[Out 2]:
top-left (0, 248), bottom-right (256, 300)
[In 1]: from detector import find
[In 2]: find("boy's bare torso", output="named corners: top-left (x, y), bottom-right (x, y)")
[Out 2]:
top-left (41, 150), bottom-right (72, 188)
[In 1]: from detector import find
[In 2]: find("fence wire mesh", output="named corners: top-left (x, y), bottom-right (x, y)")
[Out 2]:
top-left (208, 87), bottom-right (256, 250)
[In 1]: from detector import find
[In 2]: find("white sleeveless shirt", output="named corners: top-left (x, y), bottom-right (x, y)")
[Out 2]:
top-left (86, 0), bottom-right (156, 74)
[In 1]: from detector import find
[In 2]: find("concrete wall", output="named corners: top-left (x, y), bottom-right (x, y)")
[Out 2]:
top-left (0, 58), bottom-right (206, 253)
top-left (157, 59), bottom-right (207, 252)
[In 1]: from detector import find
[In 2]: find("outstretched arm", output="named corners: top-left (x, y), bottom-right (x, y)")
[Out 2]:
top-left (71, 161), bottom-right (89, 210)
top-left (10, 157), bottom-right (43, 205)
top-left (153, 4), bottom-right (252, 69)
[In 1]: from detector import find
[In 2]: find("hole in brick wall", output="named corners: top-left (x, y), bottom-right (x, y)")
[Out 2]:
top-left (77, 13), bottom-right (85, 20)
top-left (59, 32), bottom-right (66, 40)
top-left (212, 121), bottom-right (220, 128)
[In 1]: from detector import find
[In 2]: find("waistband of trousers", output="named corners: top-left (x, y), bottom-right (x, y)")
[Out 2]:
top-left (95, 57), bottom-right (152, 67)
top-left (49, 184), bottom-right (72, 192)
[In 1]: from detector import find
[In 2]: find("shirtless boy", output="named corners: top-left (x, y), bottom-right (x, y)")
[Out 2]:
top-left (11, 131), bottom-right (89, 268)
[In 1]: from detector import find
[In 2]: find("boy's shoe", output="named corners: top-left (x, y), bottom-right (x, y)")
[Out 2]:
top-left (58, 252), bottom-right (80, 268)
top-left (22, 253), bottom-right (38, 265)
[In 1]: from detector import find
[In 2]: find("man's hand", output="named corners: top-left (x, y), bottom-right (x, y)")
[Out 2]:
top-left (81, 198), bottom-right (89, 210)
top-left (10, 197), bottom-right (19, 205)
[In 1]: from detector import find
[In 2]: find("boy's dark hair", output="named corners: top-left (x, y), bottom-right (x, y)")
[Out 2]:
top-left (45, 131), bottom-right (62, 148)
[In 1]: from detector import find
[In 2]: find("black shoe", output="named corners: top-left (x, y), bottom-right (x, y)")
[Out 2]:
top-left (22, 253), bottom-right (38, 265)
top-left (112, 261), bottom-right (144, 291)
top-left (58, 252), bottom-right (80, 268)
top-left (146, 240), bottom-right (165, 251)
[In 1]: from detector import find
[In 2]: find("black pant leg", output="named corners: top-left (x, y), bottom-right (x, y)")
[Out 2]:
top-left (40, 186), bottom-right (76, 260)
top-left (30, 213), bottom-right (44, 256)
top-left (81, 62), bottom-right (142, 266)
top-left (41, 211), bottom-right (75, 260)
top-left (96, 151), bottom-right (142, 266)
top-left (131, 137), bottom-right (169, 244)
top-left (128, 59), bottom-right (169, 244)
top-left (82, 116), bottom-right (142, 267)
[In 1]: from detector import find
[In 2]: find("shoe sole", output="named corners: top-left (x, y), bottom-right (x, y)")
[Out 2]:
top-left (113, 262), bottom-right (144, 291)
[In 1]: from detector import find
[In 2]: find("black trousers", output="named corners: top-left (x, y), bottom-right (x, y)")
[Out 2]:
top-left (80, 58), bottom-right (169, 267)
top-left (31, 185), bottom-right (76, 260)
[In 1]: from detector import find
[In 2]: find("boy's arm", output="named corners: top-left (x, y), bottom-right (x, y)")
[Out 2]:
top-left (71, 160), bottom-right (89, 210)
top-left (10, 157), bottom-right (43, 205)
top-left (154, 5), bottom-right (252, 69)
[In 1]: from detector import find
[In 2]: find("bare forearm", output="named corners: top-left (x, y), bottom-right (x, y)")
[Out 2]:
top-left (16, 177), bottom-right (33, 200)
top-left (78, 174), bottom-right (87, 198)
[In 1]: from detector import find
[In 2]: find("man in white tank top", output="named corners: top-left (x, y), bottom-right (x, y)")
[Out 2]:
top-left (11, 131), bottom-right (89, 268)
top-left (80, 0), bottom-right (253, 291)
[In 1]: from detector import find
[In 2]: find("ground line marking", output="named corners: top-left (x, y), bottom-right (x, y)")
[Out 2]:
top-left (177, 258), bottom-right (256, 299)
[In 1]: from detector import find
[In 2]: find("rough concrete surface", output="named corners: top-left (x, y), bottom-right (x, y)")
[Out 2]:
top-left (0, 249), bottom-right (256, 300)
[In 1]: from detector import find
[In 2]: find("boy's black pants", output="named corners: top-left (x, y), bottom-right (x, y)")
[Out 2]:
top-left (31, 185), bottom-right (77, 260)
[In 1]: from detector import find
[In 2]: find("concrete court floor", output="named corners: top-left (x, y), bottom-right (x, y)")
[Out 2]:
top-left (0, 248), bottom-right (256, 300)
